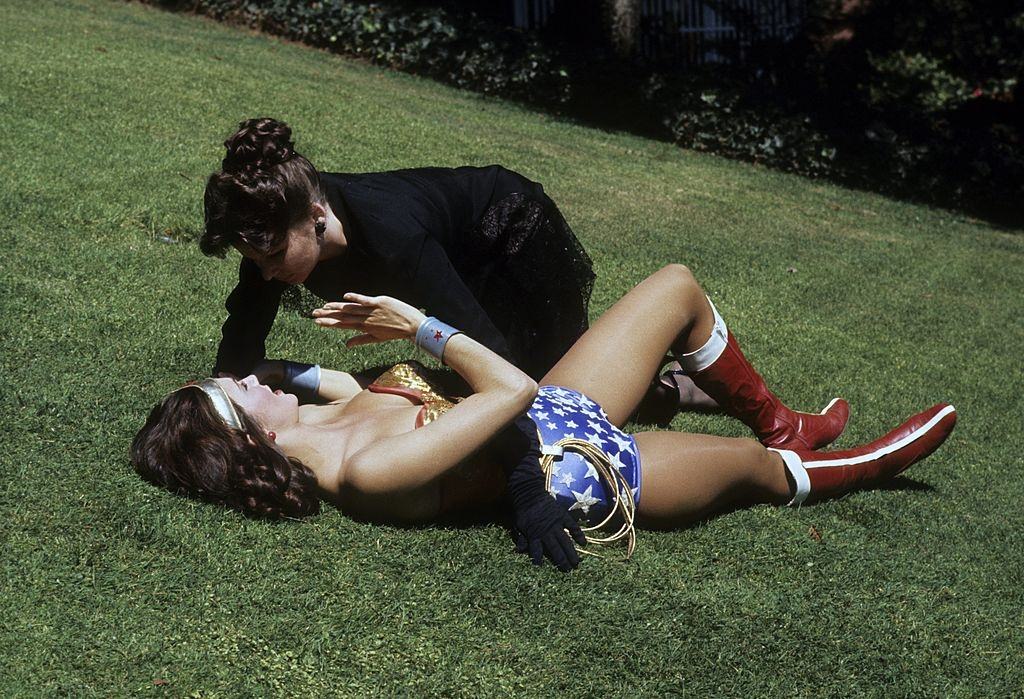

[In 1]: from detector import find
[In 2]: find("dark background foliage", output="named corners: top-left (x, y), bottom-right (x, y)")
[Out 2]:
top-left (151, 0), bottom-right (572, 102)
top-left (146, 0), bottom-right (1023, 225)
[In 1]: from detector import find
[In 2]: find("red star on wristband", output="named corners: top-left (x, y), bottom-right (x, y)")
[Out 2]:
top-left (433, 330), bottom-right (443, 342)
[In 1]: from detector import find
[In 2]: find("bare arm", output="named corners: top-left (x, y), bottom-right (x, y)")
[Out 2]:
top-left (251, 360), bottom-right (367, 403)
top-left (311, 294), bottom-right (537, 496)
top-left (318, 367), bottom-right (368, 403)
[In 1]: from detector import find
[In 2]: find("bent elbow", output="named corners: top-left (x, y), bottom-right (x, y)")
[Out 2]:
top-left (512, 377), bottom-right (538, 411)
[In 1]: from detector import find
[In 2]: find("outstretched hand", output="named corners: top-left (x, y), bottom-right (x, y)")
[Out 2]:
top-left (513, 498), bottom-right (588, 573)
top-left (312, 293), bottom-right (427, 348)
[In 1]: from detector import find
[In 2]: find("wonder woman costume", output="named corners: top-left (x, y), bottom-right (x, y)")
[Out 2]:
top-left (528, 385), bottom-right (641, 527)
top-left (368, 363), bottom-right (642, 528)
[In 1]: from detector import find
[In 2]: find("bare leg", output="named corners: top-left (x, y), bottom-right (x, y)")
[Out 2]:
top-left (633, 359), bottom-right (721, 425)
top-left (661, 363), bottom-right (720, 411)
top-left (541, 264), bottom-right (715, 427)
top-left (633, 432), bottom-right (792, 527)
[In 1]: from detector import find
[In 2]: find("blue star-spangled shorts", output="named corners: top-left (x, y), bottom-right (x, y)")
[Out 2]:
top-left (527, 385), bottom-right (642, 524)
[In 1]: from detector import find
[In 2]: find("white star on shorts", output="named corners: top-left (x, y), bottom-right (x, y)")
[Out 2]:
top-left (609, 433), bottom-right (634, 452)
top-left (609, 451), bottom-right (628, 472)
top-left (568, 486), bottom-right (601, 515)
top-left (619, 485), bottom-right (640, 502)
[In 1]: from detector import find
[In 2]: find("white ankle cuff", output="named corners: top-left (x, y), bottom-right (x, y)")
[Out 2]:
top-left (770, 448), bottom-right (810, 506)
top-left (677, 296), bottom-right (729, 373)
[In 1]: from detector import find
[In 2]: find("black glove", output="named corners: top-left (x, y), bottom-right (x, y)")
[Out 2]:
top-left (498, 416), bottom-right (587, 572)
top-left (512, 497), bottom-right (587, 572)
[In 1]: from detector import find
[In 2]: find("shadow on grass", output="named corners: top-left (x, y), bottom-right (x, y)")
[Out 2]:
top-left (639, 475), bottom-right (936, 532)
top-left (874, 475), bottom-right (935, 494)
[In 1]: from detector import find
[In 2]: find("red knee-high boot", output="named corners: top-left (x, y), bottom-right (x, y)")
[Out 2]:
top-left (679, 299), bottom-right (850, 450)
top-left (771, 403), bottom-right (957, 505)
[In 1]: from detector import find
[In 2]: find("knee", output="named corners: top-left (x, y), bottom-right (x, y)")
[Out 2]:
top-left (730, 438), bottom-right (776, 474)
top-left (739, 441), bottom-right (789, 495)
top-left (658, 263), bottom-right (701, 299)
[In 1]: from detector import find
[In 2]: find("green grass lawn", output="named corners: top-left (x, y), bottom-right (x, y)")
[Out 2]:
top-left (1, 0), bottom-right (1022, 695)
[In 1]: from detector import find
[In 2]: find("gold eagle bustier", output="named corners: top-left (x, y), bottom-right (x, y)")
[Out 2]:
top-left (368, 362), bottom-right (459, 426)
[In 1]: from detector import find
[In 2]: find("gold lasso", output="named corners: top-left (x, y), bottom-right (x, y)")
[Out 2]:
top-left (539, 437), bottom-right (636, 560)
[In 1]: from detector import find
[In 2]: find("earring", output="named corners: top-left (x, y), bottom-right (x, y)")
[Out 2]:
top-left (267, 431), bottom-right (277, 442)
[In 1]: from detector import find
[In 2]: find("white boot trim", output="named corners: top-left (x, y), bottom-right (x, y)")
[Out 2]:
top-left (804, 405), bottom-right (956, 469)
top-left (820, 397), bottom-right (843, 414)
top-left (770, 448), bottom-right (810, 506)
top-left (678, 296), bottom-right (729, 373)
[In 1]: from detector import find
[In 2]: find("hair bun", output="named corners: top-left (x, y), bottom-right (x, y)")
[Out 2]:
top-left (221, 117), bottom-right (296, 175)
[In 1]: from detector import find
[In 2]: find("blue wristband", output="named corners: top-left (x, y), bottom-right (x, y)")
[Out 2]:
top-left (415, 317), bottom-right (461, 362)
top-left (282, 361), bottom-right (321, 403)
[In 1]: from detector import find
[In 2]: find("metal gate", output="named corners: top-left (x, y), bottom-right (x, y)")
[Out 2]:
top-left (511, 0), bottom-right (806, 64)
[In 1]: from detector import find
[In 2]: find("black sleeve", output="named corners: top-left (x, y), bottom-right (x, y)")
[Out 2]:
top-left (487, 164), bottom-right (550, 206)
top-left (213, 259), bottom-right (286, 376)
top-left (404, 235), bottom-right (512, 361)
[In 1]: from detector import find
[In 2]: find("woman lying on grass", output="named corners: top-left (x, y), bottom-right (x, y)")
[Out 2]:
top-left (132, 265), bottom-right (956, 571)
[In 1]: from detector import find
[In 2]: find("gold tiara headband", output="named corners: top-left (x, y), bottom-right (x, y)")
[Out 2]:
top-left (175, 379), bottom-right (243, 430)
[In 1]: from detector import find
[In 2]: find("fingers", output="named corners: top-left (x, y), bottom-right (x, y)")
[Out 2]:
top-left (520, 529), bottom-right (582, 572)
top-left (563, 515), bottom-right (588, 547)
top-left (543, 533), bottom-right (569, 571)
top-left (313, 317), bottom-right (363, 330)
top-left (343, 292), bottom-right (378, 305)
top-left (543, 533), bottom-right (579, 573)
top-left (316, 296), bottom-right (376, 311)
top-left (560, 535), bottom-right (581, 570)
top-left (528, 538), bottom-right (544, 567)
top-left (318, 292), bottom-right (405, 312)
top-left (548, 531), bottom-right (581, 572)
top-left (312, 306), bottom-right (373, 327)
top-left (515, 532), bottom-right (528, 553)
top-left (314, 302), bottom-right (373, 315)
top-left (313, 304), bottom-right (373, 331)
top-left (345, 334), bottom-right (382, 348)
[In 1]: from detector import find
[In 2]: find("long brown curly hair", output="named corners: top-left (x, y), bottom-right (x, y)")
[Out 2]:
top-left (131, 386), bottom-right (322, 519)
top-left (201, 117), bottom-right (326, 257)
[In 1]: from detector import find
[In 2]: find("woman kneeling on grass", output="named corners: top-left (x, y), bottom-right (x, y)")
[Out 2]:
top-left (204, 117), bottom-right (710, 418)
top-left (132, 265), bottom-right (956, 571)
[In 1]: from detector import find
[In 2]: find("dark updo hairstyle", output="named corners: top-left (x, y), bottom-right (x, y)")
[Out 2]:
top-left (131, 386), bottom-right (322, 519)
top-left (201, 117), bottom-right (326, 257)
